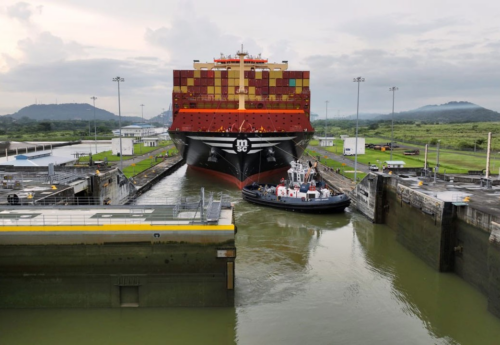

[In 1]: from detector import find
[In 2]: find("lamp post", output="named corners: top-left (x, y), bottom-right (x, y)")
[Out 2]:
top-left (140, 104), bottom-right (145, 122)
top-left (91, 96), bottom-right (97, 153)
top-left (353, 76), bottom-right (365, 183)
top-left (434, 140), bottom-right (441, 183)
top-left (112, 76), bottom-right (124, 171)
top-left (389, 87), bottom-right (398, 160)
top-left (324, 100), bottom-right (329, 140)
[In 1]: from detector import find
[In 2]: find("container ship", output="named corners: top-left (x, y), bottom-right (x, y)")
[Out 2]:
top-left (168, 48), bottom-right (314, 188)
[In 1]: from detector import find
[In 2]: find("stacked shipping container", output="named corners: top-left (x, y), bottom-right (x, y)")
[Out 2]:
top-left (172, 69), bottom-right (311, 114)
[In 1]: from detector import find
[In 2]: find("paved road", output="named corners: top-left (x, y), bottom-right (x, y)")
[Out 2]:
top-left (308, 146), bottom-right (374, 174)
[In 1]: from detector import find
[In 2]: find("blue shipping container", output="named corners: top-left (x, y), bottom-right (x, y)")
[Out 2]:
top-left (289, 79), bottom-right (296, 87)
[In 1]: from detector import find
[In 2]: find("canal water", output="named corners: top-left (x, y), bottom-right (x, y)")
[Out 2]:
top-left (1, 164), bottom-right (500, 344)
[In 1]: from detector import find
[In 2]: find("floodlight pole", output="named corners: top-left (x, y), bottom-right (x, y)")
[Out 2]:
top-left (325, 101), bottom-right (329, 139)
top-left (353, 77), bottom-right (365, 183)
top-left (140, 104), bottom-right (145, 122)
top-left (112, 76), bottom-right (125, 171)
top-left (434, 140), bottom-right (441, 183)
top-left (91, 96), bottom-right (97, 153)
top-left (389, 87), bottom-right (398, 160)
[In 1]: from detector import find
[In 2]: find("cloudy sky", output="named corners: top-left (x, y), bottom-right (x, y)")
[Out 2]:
top-left (1, 0), bottom-right (500, 118)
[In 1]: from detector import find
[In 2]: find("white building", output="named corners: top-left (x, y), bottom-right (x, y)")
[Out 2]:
top-left (113, 124), bottom-right (155, 138)
top-left (143, 137), bottom-right (160, 147)
top-left (0, 151), bottom-right (76, 167)
top-left (317, 137), bottom-right (335, 147)
top-left (384, 160), bottom-right (406, 168)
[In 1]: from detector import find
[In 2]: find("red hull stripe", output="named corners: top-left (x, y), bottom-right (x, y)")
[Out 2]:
top-left (179, 109), bottom-right (305, 114)
top-left (189, 165), bottom-right (289, 190)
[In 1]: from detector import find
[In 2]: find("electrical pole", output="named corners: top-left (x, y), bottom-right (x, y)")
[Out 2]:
top-left (389, 87), bottom-right (398, 161)
top-left (112, 77), bottom-right (125, 171)
top-left (353, 77), bottom-right (365, 183)
top-left (91, 96), bottom-right (97, 153)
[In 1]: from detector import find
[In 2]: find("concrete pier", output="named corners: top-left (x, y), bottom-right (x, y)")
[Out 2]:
top-left (0, 194), bottom-right (236, 308)
top-left (353, 171), bottom-right (500, 318)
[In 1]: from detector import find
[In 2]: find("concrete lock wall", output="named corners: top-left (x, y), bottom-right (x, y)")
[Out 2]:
top-left (0, 242), bottom-right (235, 308)
top-left (355, 173), bottom-right (500, 318)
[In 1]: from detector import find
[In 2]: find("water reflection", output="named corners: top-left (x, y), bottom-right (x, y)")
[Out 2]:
top-left (354, 222), bottom-right (500, 344)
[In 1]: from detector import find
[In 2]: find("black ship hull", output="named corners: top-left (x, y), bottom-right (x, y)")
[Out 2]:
top-left (168, 131), bottom-right (314, 188)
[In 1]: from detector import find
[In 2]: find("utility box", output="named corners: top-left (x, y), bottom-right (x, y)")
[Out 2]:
top-left (112, 138), bottom-right (134, 156)
top-left (343, 137), bottom-right (365, 156)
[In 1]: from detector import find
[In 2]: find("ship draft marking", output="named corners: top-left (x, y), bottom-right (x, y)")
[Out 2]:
top-left (187, 136), bottom-right (297, 155)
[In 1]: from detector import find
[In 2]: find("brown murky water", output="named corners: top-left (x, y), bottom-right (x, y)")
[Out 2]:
top-left (1, 165), bottom-right (500, 344)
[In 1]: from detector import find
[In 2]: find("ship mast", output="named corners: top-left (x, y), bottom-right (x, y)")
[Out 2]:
top-left (237, 45), bottom-right (248, 110)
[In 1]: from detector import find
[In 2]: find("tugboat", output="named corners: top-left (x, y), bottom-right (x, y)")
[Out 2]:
top-left (242, 161), bottom-right (350, 213)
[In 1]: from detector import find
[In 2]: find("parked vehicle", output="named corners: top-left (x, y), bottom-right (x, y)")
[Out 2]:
top-left (404, 150), bottom-right (420, 155)
top-left (369, 164), bottom-right (379, 171)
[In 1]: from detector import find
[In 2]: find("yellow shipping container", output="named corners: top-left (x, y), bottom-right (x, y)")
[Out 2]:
top-left (275, 70), bottom-right (283, 78)
top-left (228, 86), bottom-right (235, 94)
top-left (228, 95), bottom-right (236, 101)
top-left (295, 87), bottom-right (302, 94)
top-left (296, 79), bottom-right (303, 87)
top-left (215, 79), bottom-right (221, 86)
top-left (187, 78), bottom-right (194, 86)
top-left (215, 94), bottom-right (222, 100)
top-left (269, 79), bottom-right (276, 87)
top-left (173, 86), bottom-right (181, 92)
top-left (244, 79), bottom-right (249, 87)
top-left (249, 87), bottom-right (255, 95)
top-left (194, 70), bottom-right (200, 78)
top-left (303, 79), bottom-right (309, 87)
top-left (255, 71), bottom-right (262, 79)
top-left (181, 86), bottom-right (188, 93)
top-left (207, 86), bottom-right (215, 94)
top-left (282, 95), bottom-right (288, 100)
top-left (230, 70), bottom-right (238, 78)
top-left (249, 95), bottom-right (257, 101)
top-left (269, 95), bottom-right (276, 100)
top-left (215, 86), bottom-right (222, 94)
top-left (228, 79), bottom-right (235, 86)
top-left (215, 70), bottom-right (221, 78)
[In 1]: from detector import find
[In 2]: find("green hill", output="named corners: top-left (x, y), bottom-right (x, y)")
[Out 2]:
top-left (2, 103), bottom-right (142, 122)
top-left (377, 101), bottom-right (500, 123)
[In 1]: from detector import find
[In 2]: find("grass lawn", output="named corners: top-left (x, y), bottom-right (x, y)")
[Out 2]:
top-left (78, 141), bottom-right (172, 163)
top-left (305, 149), bottom-right (367, 181)
top-left (123, 148), bottom-right (179, 178)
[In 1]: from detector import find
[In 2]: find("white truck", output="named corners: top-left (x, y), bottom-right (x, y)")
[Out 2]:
top-left (112, 138), bottom-right (134, 156)
top-left (343, 137), bottom-right (365, 156)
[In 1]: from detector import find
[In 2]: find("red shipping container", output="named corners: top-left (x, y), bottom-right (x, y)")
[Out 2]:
top-left (173, 78), bottom-right (181, 86)
top-left (207, 78), bottom-right (215, 86)
top-left (255, 88), bottom-right (262, 95)
top-left (277, 87), bottom-right (284, 94)
top-left (187, 70), bottom-right (194, 78)
top-left (222, 79), bottom-right (228, 86)
top-left (200, 86), bottom-right (208, 94)
top-left (283, 71), bottom-right (290, 79)
top-left (201, 70), bottom-right (208, 78)
top-left (249, 79), bottom-right (256, 87)
top-left (262, 71), bottom-right (269, 79)
top-left (269, 87), bottom-right (276, 94)
top-left (244, 71), bottom-right (249, 78)
top-left (187, 86), bottom-right (194, 93)
top-left (303, 86), bottom-right (310, 92)
top-left (174, 70), bottom-right (181, 78)
top-left (181, 78), bottom-right (187, 86)
top-left (222, 87), bottom-right (228, 94)
top-left (303, 71), bottom-right (310, 79)
top-left (289, 87), bottom-right (295, 94)
top-left (262, 87), bottom-right (269, 95)
top-left (201, 78), bottom-right (208, 86)
top-left (207, 70), bottom-right (214, 78)
top-left (181, 70), bottom-right (189, 77)
top-left (194, 78), bottom-right (200, 86)
top-left (221, 70), bottom-right (228, 78)
top-left (249, 70), bottom-right (255, 79)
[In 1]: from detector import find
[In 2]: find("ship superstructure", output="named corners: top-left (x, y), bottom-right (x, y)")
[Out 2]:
top-left (168, 48), bottom-right (314, 188)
